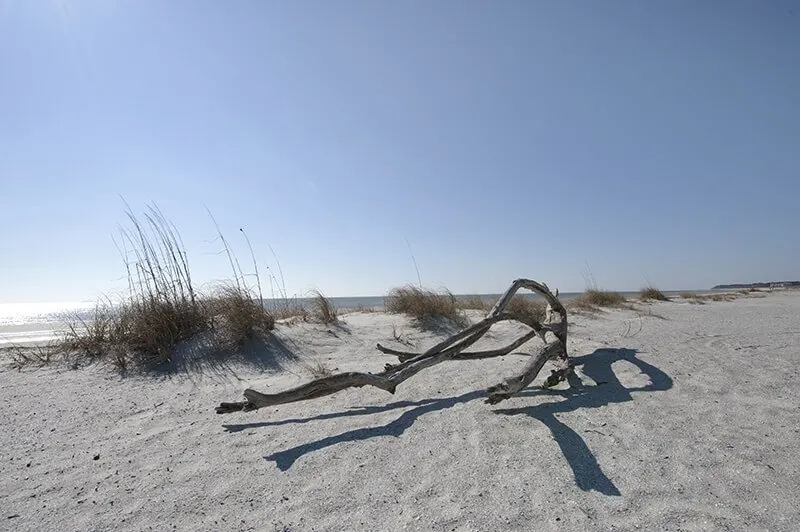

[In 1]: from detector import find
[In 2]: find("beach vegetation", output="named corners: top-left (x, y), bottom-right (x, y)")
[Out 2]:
top-left (639, 286), bottom-right (669, 301)
top-left (310, 290), bottom-right (338, 324)
top-left (572, 289), bottom-right (627, 310)
top-left (58, 204), bottom-right (308, 372)
top-left (209, 284), bottom-right (275, 349)
top-left (385, 285), bottom-right (469, 329)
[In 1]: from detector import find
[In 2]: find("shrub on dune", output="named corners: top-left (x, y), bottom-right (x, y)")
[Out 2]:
top-left (385, 285), bottom-right (469, 329)
top-left (573, 289), bottom-right (627, 310)
top-left (210, 285), bottom-right (275, 348)
top-left (311, 290), bottom-right (338, 324)
top-left (639, 286), bottom-right (669, 302)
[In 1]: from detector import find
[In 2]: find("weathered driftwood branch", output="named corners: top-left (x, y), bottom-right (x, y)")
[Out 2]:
top-left (216, 278), bottom-right (570, 414)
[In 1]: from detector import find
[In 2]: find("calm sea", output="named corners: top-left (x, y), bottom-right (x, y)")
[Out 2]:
top-left (0, 290), bottom-right (711, 346)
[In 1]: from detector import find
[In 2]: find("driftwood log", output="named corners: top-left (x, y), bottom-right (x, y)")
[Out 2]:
top-left (216, 278), bottom-right (571, 414)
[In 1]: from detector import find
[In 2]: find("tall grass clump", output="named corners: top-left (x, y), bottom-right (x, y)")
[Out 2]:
top-left (639, 286), bottom-right (669, 302)
top-left (573, 288), bottom-right (627, 310)
top-left (207, 223), bottom-right (275, 346)
top-left (311, 290), bottom-right (338, 324)
top-left (210, 284), bottom-right (275, 348)
top-left (65, 205), bottom-right (211, 366)
top-left (385, 286), bottom-right (468, 329)
top-left (63, 204), bottom-right (281, 371)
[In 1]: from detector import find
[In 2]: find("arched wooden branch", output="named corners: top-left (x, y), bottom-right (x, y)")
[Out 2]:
top-left (216, 278), bottom-right (571, 414)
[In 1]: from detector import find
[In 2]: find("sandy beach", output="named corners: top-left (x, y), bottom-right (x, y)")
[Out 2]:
top-left (1, 291), bottom-right (799, 531)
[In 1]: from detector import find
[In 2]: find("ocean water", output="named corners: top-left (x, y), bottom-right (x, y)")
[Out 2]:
top-left (0, 290), bottom-right (712, 346)
top-left (0, 302), bottom-right (99, 327)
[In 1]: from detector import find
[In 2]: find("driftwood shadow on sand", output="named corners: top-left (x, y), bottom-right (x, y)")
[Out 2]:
top-left (229, 391), bottom-right (484, 470)
top-left (224, 348), bottom-right (672, 495)
top-left (495, 348), bottom-right (673, 496)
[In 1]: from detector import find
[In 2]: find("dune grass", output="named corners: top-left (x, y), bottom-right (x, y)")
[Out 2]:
top-left (262, 291), bottom-right (338, 324)
top-left (639, 286), bottom-right (669, 302)
top-left (572, 289), bottom-right (627, 310)
top-left (57, 204), bottom-right (354, 373)
top-left (209, 285), bottom-right (275, 348)
top-left (62, 206), bottom-right (211, 369)
top-left (385, 286), bottom-right (469, 329)
top-left (59, 205), bottom-right (285, 372)
top-left (311, 290), bottom-right (338, 324)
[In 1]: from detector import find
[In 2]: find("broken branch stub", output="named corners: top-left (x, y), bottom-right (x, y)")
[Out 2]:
top-left (215, 278), bottom-right (571, 414)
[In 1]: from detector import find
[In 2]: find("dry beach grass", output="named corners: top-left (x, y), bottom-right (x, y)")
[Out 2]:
top-left (639, 286), bottom-right (669, 301)
top-left (56, 206), bottom-right (340, 372)
top-left (385, 285), bottom-right (469, 330)
top-left (571, 288), bottom-right (628, 310)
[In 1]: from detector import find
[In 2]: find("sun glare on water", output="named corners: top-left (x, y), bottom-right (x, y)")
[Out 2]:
top-left (0, 302), bottom-right (97, 326)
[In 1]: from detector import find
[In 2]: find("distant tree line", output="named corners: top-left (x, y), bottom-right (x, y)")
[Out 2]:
top-left (711, 281), bottom-right (800, 289)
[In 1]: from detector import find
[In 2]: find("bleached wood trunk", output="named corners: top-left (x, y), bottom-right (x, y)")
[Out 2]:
top-left (216, 278), bottom-right (570, 414)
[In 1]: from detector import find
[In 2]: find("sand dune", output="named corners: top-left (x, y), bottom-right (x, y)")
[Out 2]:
top-left (2, 292), bottom-right (799, 531)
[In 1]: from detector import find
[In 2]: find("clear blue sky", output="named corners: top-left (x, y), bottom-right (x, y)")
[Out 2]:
top-left (1, 1), bottom-right (798, 303)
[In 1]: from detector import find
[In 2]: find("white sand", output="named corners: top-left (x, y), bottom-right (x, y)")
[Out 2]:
top-left (2, 292), bottom-right (799, 531)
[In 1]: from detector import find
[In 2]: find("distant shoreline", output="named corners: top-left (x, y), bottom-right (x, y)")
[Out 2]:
top-left (711, 281), bottom-right (800, 290)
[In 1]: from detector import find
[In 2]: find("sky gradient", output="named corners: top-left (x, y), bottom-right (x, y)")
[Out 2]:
top-left (1, 0), bottom-right (798, 303)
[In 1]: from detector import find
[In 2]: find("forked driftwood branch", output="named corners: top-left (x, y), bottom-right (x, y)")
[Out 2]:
top-left (215, 278), bottom-right (571, 414)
